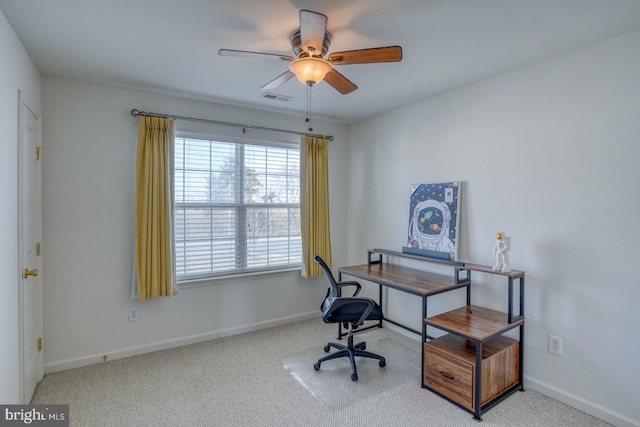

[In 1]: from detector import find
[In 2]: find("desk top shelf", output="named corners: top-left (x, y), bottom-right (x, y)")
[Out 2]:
top-left (368, 248), bottom-right (524, 279)
top-left (365, 248), bottom-right (525, 324)
top-left (339, 263), bottom-right (470, 297)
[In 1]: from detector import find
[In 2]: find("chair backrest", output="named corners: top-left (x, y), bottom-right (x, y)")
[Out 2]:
top-left (314, 255), bottom-right (339, 300)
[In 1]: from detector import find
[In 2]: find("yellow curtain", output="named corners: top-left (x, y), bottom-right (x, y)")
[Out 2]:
top-left (135, 116), bottom-right (177, 301)
top-left (300, 136), bottom-right (332, 278)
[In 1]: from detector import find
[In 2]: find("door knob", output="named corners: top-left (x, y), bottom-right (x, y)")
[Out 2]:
top-left (23, 268), bottom-right (38, 279)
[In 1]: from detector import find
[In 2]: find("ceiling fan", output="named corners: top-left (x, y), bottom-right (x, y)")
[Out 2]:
top-left (218, 9), bottom-right (403, 95)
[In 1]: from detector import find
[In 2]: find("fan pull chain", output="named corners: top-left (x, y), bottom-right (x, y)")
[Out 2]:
top-left (305, 83), bottom-right (313, 132)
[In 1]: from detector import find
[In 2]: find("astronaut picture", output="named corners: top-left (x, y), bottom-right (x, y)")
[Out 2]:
top-left (407, 183), bottom-right (460, 259)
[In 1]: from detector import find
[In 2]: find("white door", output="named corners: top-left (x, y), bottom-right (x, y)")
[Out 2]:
top-left (20, 95), bottom-right (43, 403)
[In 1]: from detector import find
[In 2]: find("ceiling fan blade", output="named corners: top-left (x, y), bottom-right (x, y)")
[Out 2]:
top-left (328, 46), bottom-right (402, 65)
top-left (323, 70), bottom-right (358, 95)
top-left (218, 49), bottom-right (293, 62)
top-left (261, 71), bottom-right (296, 90)
top-left (299, 10), bottom-right (327, 56)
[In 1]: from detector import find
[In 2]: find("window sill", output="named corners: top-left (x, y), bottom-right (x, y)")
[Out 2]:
top-left (178, 267), bottom-right (302, 289)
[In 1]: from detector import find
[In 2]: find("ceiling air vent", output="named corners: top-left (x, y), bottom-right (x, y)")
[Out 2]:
top-left (260, 93), bottom-right (293, 102)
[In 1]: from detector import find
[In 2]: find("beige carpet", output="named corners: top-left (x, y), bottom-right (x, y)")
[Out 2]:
top-left (32, 318), bottom-right (611, 427)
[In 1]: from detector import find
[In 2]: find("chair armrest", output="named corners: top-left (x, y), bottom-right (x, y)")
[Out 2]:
top-left (336, 281), bottom-right (362, 296)
top-left (354, 298), bottom-right (375, 325)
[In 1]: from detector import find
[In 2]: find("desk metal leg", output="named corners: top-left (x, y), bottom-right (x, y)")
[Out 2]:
top-left (519, 324), bottom-right (525, 391)
top-left (378, 284), bottom-right (384, 329)
top-left (422, 296), bottom-right (428, 340)
top-left (474, 340), bottom-right (483, 420)
top-left (422, 295), bottom-right (428, 389)
top-left (508, 276), bottom-right (525, 324)
top-left (337, 272), bottom-right (343, 340)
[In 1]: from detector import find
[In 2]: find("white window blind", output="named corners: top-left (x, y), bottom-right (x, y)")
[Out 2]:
top-left (174, 136), bottom-right (301, 280)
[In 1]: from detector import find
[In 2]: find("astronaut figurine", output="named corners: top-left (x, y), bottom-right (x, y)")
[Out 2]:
top-left (492, 232), bottom-right (511, 273)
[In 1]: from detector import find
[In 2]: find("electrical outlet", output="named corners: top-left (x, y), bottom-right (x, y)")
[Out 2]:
top-left (548, 334), bottom-right (563, 356)
top-left (129, 308), bottom-right (139, 322)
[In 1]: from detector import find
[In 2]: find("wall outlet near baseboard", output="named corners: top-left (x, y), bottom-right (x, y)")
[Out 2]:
top-left (548, 334), bottom-right (563, 356)
top-left (129, 308), bottom-right (139, 322)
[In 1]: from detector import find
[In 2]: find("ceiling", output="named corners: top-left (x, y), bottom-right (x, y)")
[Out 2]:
top-left (2, 0), bottom-right (640, 124)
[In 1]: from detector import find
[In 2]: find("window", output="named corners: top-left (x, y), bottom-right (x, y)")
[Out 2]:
top-left (174, 135), bottom-right (301, 281)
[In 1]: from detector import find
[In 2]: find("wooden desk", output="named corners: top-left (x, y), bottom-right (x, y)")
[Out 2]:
top-left (338, 262), bottom-right (471, 340)
top-left (339, 249), bottom-right (525, 420)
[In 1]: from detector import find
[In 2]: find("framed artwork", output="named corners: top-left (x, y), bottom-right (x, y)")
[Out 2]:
top-left (406, 182), bottom-right (461, 261)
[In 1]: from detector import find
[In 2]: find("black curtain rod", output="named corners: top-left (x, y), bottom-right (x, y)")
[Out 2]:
top-left (130, 109), bottom-right (333, 141)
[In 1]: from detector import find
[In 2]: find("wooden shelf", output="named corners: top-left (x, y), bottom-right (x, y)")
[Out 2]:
top-left (426, 305), bottom-right (523, 341)
top-left (460, 262), bottom-right (524, 279)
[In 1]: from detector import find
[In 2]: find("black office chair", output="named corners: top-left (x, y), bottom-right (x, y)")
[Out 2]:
top-left (313, 255), bottom-right (386, 381)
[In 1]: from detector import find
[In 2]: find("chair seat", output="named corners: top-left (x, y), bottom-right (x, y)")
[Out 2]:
top-left (324, 303), bottom-right (382, 324)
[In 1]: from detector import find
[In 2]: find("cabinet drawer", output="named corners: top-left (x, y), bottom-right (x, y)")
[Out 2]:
top-left (423, 334), bottom-right (519, 411)
top-left (423, 344), bottom-right (473, 409)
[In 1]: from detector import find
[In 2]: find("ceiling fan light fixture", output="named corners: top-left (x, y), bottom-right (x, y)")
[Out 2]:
top-left (289, 57), bottom-right (332, 86)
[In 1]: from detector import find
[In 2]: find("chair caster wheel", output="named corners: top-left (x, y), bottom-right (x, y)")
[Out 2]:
top-left (351, 373), bottom-right (358, 381)
top-left (313, 362), bottom-right (321, 371)
top-left (323, 345), bottom-right (330, 353)
top-left (379, 360), bottom-right (386, 367)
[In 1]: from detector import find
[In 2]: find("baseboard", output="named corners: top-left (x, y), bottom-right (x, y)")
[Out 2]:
top-left (44, 311), bottom-right (319, 374)
top-left (524, 376), bottom-right (640, 427)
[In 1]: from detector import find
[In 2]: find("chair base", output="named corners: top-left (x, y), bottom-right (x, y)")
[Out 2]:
top-left (313, 332), bottom-right (386, 381)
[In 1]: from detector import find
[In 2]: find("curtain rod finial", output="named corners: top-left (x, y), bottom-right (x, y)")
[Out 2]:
top-left (131, 109), bottom-right (140, 117)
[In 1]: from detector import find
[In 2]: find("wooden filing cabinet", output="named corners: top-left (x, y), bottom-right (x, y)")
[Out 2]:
top-left (423, 333), bottom-right (519, 411)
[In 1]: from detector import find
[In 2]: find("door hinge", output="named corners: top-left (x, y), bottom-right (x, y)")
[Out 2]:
top-left (36, 243), bottom-right (41, 256)
top-left (37, 338), bottom-right (42, 352)
top-left (36, 147), bottom-right (41, 160)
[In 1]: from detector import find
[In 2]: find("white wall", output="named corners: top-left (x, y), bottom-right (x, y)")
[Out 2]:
top-left (0, 10), bottom-right (41, 403)
top-left (347, 29), bottom-right (640, 426)
top-left (40, 76), bottom-right (348, 371)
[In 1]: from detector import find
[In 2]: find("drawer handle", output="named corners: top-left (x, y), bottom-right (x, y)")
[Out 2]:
top-left (439, 371), bottom-right (455, 380)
